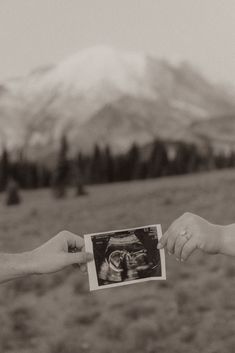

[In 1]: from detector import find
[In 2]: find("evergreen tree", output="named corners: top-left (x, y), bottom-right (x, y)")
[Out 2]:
top-left (89, 144), bottom-right (104, 184)
top-left (185, 144), bottom-right (201, 173)
top-left (172, 143), bottom-right (190, 175)
top-left (74, 153), bottom-right (88, 196)
top-left (138, 160), bottom-right (149, 179)
top-left (52, 135), bottom-right (70, 198)
top-left (172, 142), bottom-right (205, 175)
top-left (103, 146), bottom-right (115, 183)
top-left (147, 140), bottom-right (169, 178)
top-left (214, 152), bottom-right (232, 169)
top-left (6, 179), bottom-right (21, 206)
top-left (202, 144), bottom-right (215, 171)
top-left (126, 143), bottom-right (141, 180)
top-left (0, 148), bottom-right (10, 192)
top-left (114, 154), bottom-right (127, 181)
top-left (75, 168), bottom-right (88, 196)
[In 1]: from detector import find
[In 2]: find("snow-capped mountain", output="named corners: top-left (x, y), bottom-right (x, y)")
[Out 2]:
top-left (0, 45), bottom-right (235, 158)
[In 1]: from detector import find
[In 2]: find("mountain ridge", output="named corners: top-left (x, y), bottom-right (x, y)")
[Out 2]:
top-left (0, 45), bottom-right (234, 157)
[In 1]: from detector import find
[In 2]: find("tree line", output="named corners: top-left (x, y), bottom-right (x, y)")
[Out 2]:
top-left (1, 136), bottom-right (235, 194)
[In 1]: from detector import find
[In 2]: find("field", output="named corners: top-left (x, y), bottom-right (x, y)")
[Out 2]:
top-left (0, 170), bottom-right (235, 353)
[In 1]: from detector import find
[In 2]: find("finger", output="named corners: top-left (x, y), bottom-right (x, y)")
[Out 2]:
top-left (158, 222), bottom-right (178, 249)
top-left (157, 230), bottom-right (169, 249)
top-left (166, 217), bottom-right (191, 254)
top-left (181, 238), bottom-right (197, 262)
top-left (72, 263), bottom-right (87, 274)
top-left (74, 235), bottom-right (85, 250)
top-left (167, 234), bottom-right (177, 254)
top-left (174, 235), bottom-right (188, 260)
top-left (80, 264), bottom-right (87, 273)
top-left (67, 251), bottom-right (93, 266)
top-left (166, 224), bottom-right (180, 254)
top-left (65, 232), bottom-right (85, 250)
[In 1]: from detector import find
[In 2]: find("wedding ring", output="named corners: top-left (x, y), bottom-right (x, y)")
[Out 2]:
top-left (179, 229), bottom-right (191, 240)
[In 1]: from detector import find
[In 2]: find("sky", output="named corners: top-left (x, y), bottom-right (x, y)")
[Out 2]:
top-left (0, 0), bottom-right (235, 85)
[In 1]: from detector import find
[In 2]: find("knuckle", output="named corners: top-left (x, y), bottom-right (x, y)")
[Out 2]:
top-left (182, 212), bottom-right (196, 225)
top-left (59, 230), bottom-right (68, 236)
top-left (61, 230), bottom-right (73, 239)
top-left (182, 212), bottom-right (192, 219)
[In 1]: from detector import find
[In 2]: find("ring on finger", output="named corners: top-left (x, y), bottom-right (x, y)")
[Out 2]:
top-left (179, 229), bottom-right (191, 241)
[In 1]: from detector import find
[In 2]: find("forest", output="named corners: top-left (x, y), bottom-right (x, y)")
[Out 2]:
top-left (0, 136), bottom-right (235, 194)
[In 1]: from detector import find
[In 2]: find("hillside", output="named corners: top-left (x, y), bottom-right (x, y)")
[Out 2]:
top-left (191, 114), bottom-right (235, 151)
top-left (0, 169), bottom-right (234, 353)
top-left (0, 46), bottom-right (235, 157)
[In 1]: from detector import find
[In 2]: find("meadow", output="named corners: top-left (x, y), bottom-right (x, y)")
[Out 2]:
top-left (0, 169), bottom-right (234, 353)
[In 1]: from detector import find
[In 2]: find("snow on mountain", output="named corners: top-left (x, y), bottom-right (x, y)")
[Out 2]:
top-left (0, 45), bottom-right (235, 157)
top-left (50, 46), bottom-right (154, 97)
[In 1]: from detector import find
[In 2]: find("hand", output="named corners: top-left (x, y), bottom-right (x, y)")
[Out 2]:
top-left (158, 213), bottom-right (223, 262)
top-left (29, 231), bottom-right (93, 275)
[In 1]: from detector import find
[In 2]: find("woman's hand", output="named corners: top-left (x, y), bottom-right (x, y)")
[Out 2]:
top-left (0, 231), bottom-right (93, 284)
top-left (158, 213), bottom-right (223, 262)
top-left (29, 230), bottom-right (93, 275)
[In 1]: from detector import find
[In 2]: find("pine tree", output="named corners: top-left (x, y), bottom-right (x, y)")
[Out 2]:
top-left (114, 154), bottom-right (127, 181)
top-left (74, 152), bottom-right (88, 196)
top-left (103, 146), bottom-right (115, 183)
top-left (147, 140), bottom-right (169, 178)
top-left (6, 179), bottom-right (21, 206)
top-left (89, 144), bottom-right (104, 184)
top-left (0, 148), bottom-right (10, 192)
top-left (126, 143), bottom-right (141, 180)
top-left (75, 169), bottom-right (88, 196)
top-left (52, 135), bottom-right (70, 198)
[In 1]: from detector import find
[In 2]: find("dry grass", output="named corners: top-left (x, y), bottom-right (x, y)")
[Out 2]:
top-left (0, 169), bottom-right (235, 353)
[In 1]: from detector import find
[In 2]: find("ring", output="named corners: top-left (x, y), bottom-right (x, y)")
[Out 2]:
top-left (179, 229), bottom-right (191, 240)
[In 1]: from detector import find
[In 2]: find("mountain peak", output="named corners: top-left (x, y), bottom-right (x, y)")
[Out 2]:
top-left (62, 45), bottom-right (146, 67)
top-left (50, 45), bottom-right (152, 96)
top-left (0, 46), bottom-right (235, 156)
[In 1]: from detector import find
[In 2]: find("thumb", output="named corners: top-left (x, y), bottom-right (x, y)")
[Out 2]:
top-left (157, 231), bottom-right (168, 249)
top-left (67, 252), bottom-right (93, 265)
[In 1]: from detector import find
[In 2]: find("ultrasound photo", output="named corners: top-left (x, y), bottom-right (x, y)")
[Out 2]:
top-left (84, 225), bottom-right (166, 291)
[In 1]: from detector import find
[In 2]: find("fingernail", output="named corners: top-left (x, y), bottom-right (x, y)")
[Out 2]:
top-left (176, 257), bottom-right (179, 262)
top-left (181, 258), bottom-right (184, 262)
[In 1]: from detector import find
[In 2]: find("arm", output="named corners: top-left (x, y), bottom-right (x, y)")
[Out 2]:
top-left (158, 212), bottom-right (235, 261)
top-left (0, 231), bottom-right (93, 284)
top-left (220, 224), bottom-right (235, 256)
top-left (0, 252), bottom-right (33, 284)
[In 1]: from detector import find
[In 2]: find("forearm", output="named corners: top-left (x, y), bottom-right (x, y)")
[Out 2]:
top-left (0, 252), bottom-right (34, 284)
top-left (220, 224), bottom-right (235, 256)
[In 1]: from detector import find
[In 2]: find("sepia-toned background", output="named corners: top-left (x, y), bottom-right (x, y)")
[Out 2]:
top-left (0, 1), bottom-right (235, 352)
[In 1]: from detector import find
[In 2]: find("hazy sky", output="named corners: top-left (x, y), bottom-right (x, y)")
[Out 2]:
top-left (0, 0), bottom-right (235, 85)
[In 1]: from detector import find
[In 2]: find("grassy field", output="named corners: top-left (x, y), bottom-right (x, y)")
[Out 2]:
top-left (0, 170), bottom-right (235, 353)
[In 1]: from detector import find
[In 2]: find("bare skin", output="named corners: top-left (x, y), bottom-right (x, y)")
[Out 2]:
top-left (158, 212), bottom-right (235, 261)
top-left (0, 231), bottom-right (93, 284)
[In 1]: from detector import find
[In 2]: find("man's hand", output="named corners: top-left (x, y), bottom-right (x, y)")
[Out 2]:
top-left (29, 231), bottom-right (93, 275)
top-left (158, 213), bottom-right (223, 262)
